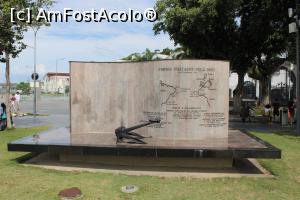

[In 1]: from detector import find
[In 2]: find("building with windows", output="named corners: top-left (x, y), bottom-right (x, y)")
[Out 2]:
top-left (42, 72), bottom-right (70, 94)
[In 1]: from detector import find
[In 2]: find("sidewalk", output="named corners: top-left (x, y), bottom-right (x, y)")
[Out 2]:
top-left (13, 114), bottom-right (69, 129)
top-left (229, 115), bottom-right (294, 133)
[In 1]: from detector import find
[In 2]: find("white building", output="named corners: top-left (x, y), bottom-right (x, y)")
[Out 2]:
top-left (42, 72), bottom-right (70, 94)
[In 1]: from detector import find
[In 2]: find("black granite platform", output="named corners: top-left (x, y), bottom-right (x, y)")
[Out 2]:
top-left (7, 128), bottom-right (281, 159)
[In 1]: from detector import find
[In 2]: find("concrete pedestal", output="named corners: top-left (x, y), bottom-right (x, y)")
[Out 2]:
top-left (59, 154), bottom-right (233, 169)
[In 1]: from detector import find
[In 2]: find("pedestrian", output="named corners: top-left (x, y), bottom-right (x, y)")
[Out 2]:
top-left (10, 94), bottom-right (17, 114)
top-left (240, 102), bottom-right (253, 122)
top-left (15, 91), bottom-right (21, 112)
top-left (0, 103), bottom-right (7, 131)
top-left (264, 103), bottom-right (272, 123)
top-left (255, 97), bottom-right (260, 107)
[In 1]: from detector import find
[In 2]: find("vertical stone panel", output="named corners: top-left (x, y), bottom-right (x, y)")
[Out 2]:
top-left (70, 60), bottom-right (229, 140)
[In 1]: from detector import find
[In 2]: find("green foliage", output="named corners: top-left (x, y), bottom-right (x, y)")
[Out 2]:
top-left (27, 0), bottom-right (54, 32)
top-left (237, 0), bottom-right (292, 62)
top-left (248, 56), bottom-right (285, 81)
top-left (16, 82), bottom-right (30, 94)
top-left (122, 47), bottom-right (187, 61)
top-left (154, 0), bottom-right (239, 60)
top-left (64, 85), bottom-right (69, 94)
top-left (1, 0), bottom-right (55, 129)
top-left (153, 0), bottom-right (294, 76)
top-left (123, 48), bottom-right (155, 61)
top-left (153, 0), bottom-right (295, 105)
top-left (0, 0), bottom-right (54, 62)
top-left (0, 0), bottom-right (27, 62)
top-left (161, 48), bottom-right (172, 55)
top-left (248, 55), bottom-right (286, 102)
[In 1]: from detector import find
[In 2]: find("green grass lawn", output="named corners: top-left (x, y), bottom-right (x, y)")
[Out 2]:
top-left (1, 127), bottom-right (300, 200)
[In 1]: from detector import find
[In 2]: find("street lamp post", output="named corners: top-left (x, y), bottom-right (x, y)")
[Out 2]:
top-left (31, 26), bottom-right (39, 117)
top-left (289, 1), bottom-right (300, 135)
top-left (55, 58), bottom-right (65, 93)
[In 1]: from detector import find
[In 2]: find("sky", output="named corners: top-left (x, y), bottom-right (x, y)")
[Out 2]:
top-left (1, 0), bottom-right (175, 83)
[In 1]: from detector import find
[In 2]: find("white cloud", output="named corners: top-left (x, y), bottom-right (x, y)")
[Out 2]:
top-left (1, 0), bottom-right (175, 83)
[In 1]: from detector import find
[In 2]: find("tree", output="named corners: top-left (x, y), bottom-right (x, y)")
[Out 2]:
top-left (153, 0), bottom-right (243, 112)
top-left (154, 0), bottom-right (239, 59)
top-left (1, 0), bottom-right (27, 128)
top-left (123, 48), bottom-right (156, 61)
top-left (122, 47), bottom-right (188, 61)
top-left (231, 0), bottom-right (292, 108)
top-left (0, 0), bottom-right (53, 128)
top-left (153, 0), bottom-right (293, 111)
top-left (161, 48), bottom-right (172, 55)
top-left (65, 85), bottom-right (70, 94)
top-left (248, 56), bottom-right (285, 104)
top-left (16, 82), bottom-right (30, 94)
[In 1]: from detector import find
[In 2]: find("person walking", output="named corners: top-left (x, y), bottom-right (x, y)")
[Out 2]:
top-left (264, 103), bottom-right (273, 123)
top-left (15, 92), bottom-right (21, 112)
top-left (240, 102), bottom-right (253, 122)
top-left (10, 94), bottom-right (17, 114)
top-left (288, 99), bottom-right (295, 126)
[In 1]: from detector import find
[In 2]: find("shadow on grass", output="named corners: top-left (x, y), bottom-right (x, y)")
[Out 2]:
top-left (12, 153), bottom-right (40, 163)
top-left (249, 125), bottom-right (298, 136)
top-left (271, 129), bottom-right (299, 136)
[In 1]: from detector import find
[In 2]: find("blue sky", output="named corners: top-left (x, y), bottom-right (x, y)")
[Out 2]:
top-left (2, 0), bottom-right (175, 83)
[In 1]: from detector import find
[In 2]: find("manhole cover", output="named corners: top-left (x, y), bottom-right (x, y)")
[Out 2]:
top-left (58, 187), bottom-right (83, 200)
top-left (121, 185), bottom-right (139, 193)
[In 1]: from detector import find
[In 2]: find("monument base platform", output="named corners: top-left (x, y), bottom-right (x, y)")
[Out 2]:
top-left (7, 128), bottom-right (281, 159)
top-left (59, 154), bottom-right (233, 169)
top-left (24, 153), bottom-right (273, 178)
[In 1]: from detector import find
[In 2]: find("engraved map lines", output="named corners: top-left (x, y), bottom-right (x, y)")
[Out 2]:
top-left (191, 73), bottom-right (216, 107)
top-left (160, 73), bottom-right (216, 106)
top-left (160, 81), bottom-right (178, 105)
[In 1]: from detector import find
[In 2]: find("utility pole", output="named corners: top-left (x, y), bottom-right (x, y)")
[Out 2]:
top-left (32, 26), bottom-right (39, 117)
top-left (289, 0), bottom-right (300, 135)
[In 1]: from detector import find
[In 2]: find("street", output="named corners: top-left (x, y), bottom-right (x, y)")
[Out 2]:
top-left (1, 95), bottom-right (70, 128)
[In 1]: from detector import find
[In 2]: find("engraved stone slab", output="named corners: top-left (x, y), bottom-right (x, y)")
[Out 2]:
top-left (70, 60), bottom-right (229, 140)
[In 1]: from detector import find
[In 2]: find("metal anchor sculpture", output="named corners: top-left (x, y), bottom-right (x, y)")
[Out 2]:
top-left (115, 119), bottom-right (161, 144)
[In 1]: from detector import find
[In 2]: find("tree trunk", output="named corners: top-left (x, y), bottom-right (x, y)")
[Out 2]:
top-left (259, 77), bottom-right (271, 105)
top-left (233, 72), bottom-right (245, 113)
top-left (5, 52), bottom-right (12, 129)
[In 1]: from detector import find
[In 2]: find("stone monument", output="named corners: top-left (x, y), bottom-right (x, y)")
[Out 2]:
top-left (8, 59), bottom-right (281, 171)
top-left (70, 60), bottom-right (229, 144)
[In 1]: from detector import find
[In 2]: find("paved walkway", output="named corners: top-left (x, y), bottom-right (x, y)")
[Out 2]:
top-left (13, 114), bottom-right (69, 129)
top-left (229, 115), bottom-right (293, 133)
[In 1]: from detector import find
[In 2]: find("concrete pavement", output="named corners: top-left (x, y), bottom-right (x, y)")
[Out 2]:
top-left (1, 95), bottom-right (69, 129)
